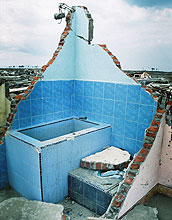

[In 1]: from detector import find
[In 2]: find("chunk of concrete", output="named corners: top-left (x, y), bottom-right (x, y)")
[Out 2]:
top-left (0, 197), bottom-right (64, 220)
top-left (81, 146), bottom-right (131, 170)
top-left (121, 204), bottom-right (158, 220)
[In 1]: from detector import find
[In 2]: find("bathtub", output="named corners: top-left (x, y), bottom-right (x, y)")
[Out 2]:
top-left (5, 118), bottom-right (111, 203)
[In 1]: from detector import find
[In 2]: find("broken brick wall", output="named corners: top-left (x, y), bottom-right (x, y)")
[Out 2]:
top-left (117, 115), bottom-right (165, 218)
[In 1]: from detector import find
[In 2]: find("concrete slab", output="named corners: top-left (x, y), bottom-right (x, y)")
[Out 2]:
top-left (0, 197), bottom-right (64, 220)
top-left (121, 204), bottom-right (158, 220)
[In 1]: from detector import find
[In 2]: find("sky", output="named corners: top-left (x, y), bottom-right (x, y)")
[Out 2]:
top-left (0, 0), bottom-right (172, 71)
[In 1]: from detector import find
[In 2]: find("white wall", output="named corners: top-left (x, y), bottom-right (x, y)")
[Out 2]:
top-left (118, 116), bottom-right (165, 218)
top-left (43, 7), bottom-right (136, 84)
top-left (158, 123), bottom-right (172, 187)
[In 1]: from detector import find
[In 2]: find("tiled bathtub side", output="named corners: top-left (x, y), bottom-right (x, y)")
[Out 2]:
top-left (12, 80), bottom-right (74, 130)
top-left (0, 142), bottom-right (8, 189)
top-left (73, 80), bottom-right (156, 155)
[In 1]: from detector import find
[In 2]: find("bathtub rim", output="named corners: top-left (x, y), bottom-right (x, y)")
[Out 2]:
top-left (6, 117), bottom-right (111, 149)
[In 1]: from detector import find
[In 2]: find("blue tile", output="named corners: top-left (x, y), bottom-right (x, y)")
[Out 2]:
top-left (75, 80), bottom-right (84, 96)
top-left (93, 82), bottom-right (104, 98)
top-left (63, 110), bottom-right (72, 118)
top-left (19, 118), bottom-right (32, 128)
top-left (115, 84), bottom-right (127, 101)
top-left (32, 116), bottom-right (43, 125)
top-left (31, 81), bottom-right (42, 99)
top-left (104, 82), bottom-right (115, 99)
top-left (82, 112), bottom-right (92, 120)
top-left (127, 85), bottom-right (141, 103)
top-left (43, 98), bottom-right (54, 114)
top-left (126, 103), bottom-right (139, 122)
top-left (83, 97), bottom-right (92, 112)
top-left (42, 81), bottom-right (53, 98)
top-left (75, 95), bottom-right (83, 111)
top-left (113, 117), bottom-right (125, 136)
top-left (140, 89), bottom-right (155, 105)
top-left (102, 116), bottom-right (113, 126)
top-left (63, 95), bottom-right (72, 111)
top-left (43, 114), bottom-right (54, 123)
top-left (138, 105), bottom-right (154, 124)
top-left (91, 113), bottom-right (102, 122)
top-left (18, 100), bottom-right (31, 119)
top-left (31, 99), bottom-right (43, 116)
top-left (84, 81), bottom-right (94, 97)
top-left (111, 134), bottom-right (124, 148)
top-left (54, 112), bottom-right (63, 120)
top-left (124, 138), bottom-right (137, 155)
top-left (96, 204), bottom-right (107, 216)
top-left (103, 99), bottom-right (114, 116)
top-left (12, 119), bottom-right (19, 130)
top-left (114, 101), bottom-right (126, 119)
top-left (83, 183), bottom-right (96, 203)
top-left (96, 190), bottom-right (112, 208)
top-left (72, 177), bottom-right (83, 194)
top-left (136, 123), bottom-right (148, 141)
top-left (83, 198), bottom-right (96, 213)
top-left (92, 98), bottom-right (103, 115)
top-left (136, 141), bottom-right (144, 152)
top-left (53, 97), bottom-right (62, 112)
top-left (69, 190), bottom-right (83, 205)
top-left (124, 120), bottom-right (137, 139)
top-left (63, 80), bottom-right (72, 96)
top-left (53, 80), bottom-right (62, 97)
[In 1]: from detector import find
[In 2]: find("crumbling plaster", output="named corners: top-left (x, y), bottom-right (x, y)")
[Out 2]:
top-left (0, 84), bottom-right (10, 133)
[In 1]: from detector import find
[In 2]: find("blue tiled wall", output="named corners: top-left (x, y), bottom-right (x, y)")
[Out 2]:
top-left (12, 79), bottom-right (156, 156)
top-left (13, 80), bottom-right (74, 130)
top-left (73, 80), bottom-right (156, 155)
top-left (0, 142), bottom-right (8, 189)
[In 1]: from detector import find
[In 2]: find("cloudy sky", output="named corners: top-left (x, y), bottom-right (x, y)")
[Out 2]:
top-left (0, 0), bottom-right (172, 71)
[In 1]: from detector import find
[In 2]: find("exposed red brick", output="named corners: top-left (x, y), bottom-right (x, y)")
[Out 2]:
top-left (130, 163), bottom-right (140, 170)
top-left (63, 31), bottom-right (69, 35)
top-left (98, 44), bottom-right (106, 48)
top-left (33, 76), bottom-right (40, 81)
top-left (142, 85), bottom-right (146, 88)
top-left (128, 171), bottom-right (136, 177)
top-left (124, 176), bottom-right (134, 185)
top-left (15, 95), bottom-right (22, 100)
top-left (96, 162), bottom-right (102, 170)
top-left (102, 163), bottom-right (107, 170)
top-left (59, 42), bottom-right (64, 46)
top-left (31, 81), bottom-right (36, 85)
top-left (112, 56), bottom-right (118, 60)
top-left (148, 126), bottom-right (158, 133)
top-left (145, 89), bottom-right (153, 94)
top-left (103, 48), bottom-right (109, 52)
top-left (146, 132), bottom-right (156, 138)
top-left (108, 52), bottom-right (112, 55)
top-left (115, 193), bottom-right (125, 201)
top-left (112, 199), bottom-right (122, 208)
top-left (157, 109), bottom-right (165, 114)
top-left (139, 148), bottom-right (149, 156)
top-left (134, 155), bottom-right (145, 163)
top-left (167, 101), bottom-right (172, 105)
top-left (151, 120), bottom-right (160, 126)
top-left (155, 114), bottom-right (162, 119)
top-left (85, 162), bottom-right (90, 169)
top-left (80, 161), bottom-right (84, 168)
